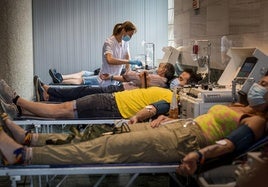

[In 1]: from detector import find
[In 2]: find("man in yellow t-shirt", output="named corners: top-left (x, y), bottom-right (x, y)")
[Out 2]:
top-left (0, 80), bottom-right (174, 122)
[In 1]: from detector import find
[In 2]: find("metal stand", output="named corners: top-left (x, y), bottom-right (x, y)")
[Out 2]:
top-left (192, 40), bottom-right (212, 85)
top-left (144, 42), bottom-right (155, 69)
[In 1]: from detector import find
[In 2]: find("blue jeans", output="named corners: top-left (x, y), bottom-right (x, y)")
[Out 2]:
top-left (48, 84), bottom-right (124, 102)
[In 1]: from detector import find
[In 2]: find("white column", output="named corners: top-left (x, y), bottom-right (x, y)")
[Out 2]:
top-left (0, 0), bottom-right (33, 100)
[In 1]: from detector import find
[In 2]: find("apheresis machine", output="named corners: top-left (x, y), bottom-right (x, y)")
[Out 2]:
top-left (178, 47), bottom-right (268, 119)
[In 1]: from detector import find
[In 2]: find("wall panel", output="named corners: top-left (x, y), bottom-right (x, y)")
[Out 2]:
top-left (33, 0), bottom-right (168, 83)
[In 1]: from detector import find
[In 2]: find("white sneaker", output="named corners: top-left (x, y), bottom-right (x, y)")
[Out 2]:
top-left (0, 79), bottom-right (18, 104)
top-left (0, 98), bottom-right (19, 119)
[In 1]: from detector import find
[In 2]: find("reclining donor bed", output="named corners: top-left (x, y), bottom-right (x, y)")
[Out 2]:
top-left (0, 117), bottom-right (184, 187)
top-left (0, 116), bottom-right (267, 187)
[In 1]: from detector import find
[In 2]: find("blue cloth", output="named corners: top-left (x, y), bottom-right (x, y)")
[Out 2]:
top-left (226, 125), bottom-right (255, 156)
top-left (48, 85), bottom-right (124, 102)
top-left (129, 60), bottom-right (142, 66)
top-left (151, 100), bottom-right (170, 115)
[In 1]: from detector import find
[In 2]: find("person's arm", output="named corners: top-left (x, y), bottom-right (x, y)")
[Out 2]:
top-left (106, 53), bottom-right (142, 66)
top-left (176, 139), bottom-right (235, 176)
top-left (99, 74), bottom-right (125, 82)
top-left (100, 71), bottom-right (139, 82)
top-left (106, 53), bottom-right (130, 65)
top-left (124, 53), bottom-right (130, 71)
top-left (128, 100), bottom-right (170, 124)
top-left (176, 116), bottom-right (266, 176)
top-left (128, 105), bottom-right (157, 124)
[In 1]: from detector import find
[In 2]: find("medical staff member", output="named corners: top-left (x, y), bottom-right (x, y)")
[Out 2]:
top-left (48, 21), bottom-right (142, 86)
top-left (99, 21), bottom-right (142, 87)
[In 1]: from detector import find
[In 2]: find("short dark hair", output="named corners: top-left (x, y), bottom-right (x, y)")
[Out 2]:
top-left (164, 63), bottom-right (175, 82)
top-left (183, 68), bottom-right (202, 84)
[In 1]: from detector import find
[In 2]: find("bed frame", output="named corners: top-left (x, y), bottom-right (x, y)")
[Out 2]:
top-left (6, 117), bottom-right (267, 187)
top-left (13, 117), bottom-right (121, 133)
top-left (0, 163), bottom-right (182, 187)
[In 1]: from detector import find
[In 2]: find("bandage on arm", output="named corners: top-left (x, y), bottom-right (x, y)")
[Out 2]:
top-left (134, 105), bottom-right (157, 122)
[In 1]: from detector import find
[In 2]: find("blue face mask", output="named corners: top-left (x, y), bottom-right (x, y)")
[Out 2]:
top-left (170, 78), bottom-right (180, 90)
top-left (247, 83), bottom-right (267, 106)
top-left (122, 35), bottom-right (131, 42)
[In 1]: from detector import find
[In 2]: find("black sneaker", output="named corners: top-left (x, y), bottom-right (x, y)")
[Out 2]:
top-left (55, 73), bottom-right (63, 83)
top-left (52, 69), bottom-right (63, 82)
top-left (49, 69), bottom-right (61, 83)
top-left (33, 75), bottom-right (44, 102)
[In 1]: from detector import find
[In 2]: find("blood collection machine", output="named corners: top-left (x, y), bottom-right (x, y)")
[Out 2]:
top-left (179, 47), bottom-right (268, 119)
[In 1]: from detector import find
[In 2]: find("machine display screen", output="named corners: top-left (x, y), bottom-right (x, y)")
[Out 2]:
top-left (236, 56), bottom-right (258, 78)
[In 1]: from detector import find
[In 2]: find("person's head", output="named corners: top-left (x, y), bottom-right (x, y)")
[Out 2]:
top-left (157, 63), bottom-right (175, 82)
top-left (247, 70), bottom-right (268, 112)
top-left (169, 68), bottom-right (201, 89)
top-left (113, 21), bottom-right (137, 42)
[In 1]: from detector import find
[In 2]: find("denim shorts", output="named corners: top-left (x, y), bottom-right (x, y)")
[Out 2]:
top-left (82, 71), bottom-right (94, 77)
top-left (82, 75), bottom-right (100, 85)
top-left (76, 93), bottom-right (122, 118)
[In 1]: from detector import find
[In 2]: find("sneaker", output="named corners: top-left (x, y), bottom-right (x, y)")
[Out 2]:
top-left (33, 75), bottom-right (44, 102)
top-left (0, 79), bottom-right (18, 104)
top-left (55, 73), bottom-right (63, 83)
top-left (49, 69), bottom-right (61, 83)
top-left (52, 68), bottom-right (57, 74)
top-left (0, 98), bottom-right (19, 119)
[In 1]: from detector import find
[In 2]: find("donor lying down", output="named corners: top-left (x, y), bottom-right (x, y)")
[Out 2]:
top-left (0, 74), bottom-right (267, 166)
top-left (0, 101), bottom-right (266, 165)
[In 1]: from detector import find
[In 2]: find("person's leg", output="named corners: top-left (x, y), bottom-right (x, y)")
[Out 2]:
top-left (0, 126), bottom-right (25, 164)
top-left (60, 71), bottom-right (84, 84)
top-left (62, 78), bottom-right (83, 85)
top-left (47, 85), bottom-right (124, 102)
top-left (75, 93), bottom-right (122, 118)
top-left (2, 116), bottom-right (36, 144)
top-left (1, 113), bottom-right (73, 147)
top-left (62, 71), bottom-right (84, 80)
top-left (16, 97), bottom-right (75, 118)
top-left (0, 119), bottom-right (199, 165)
top-left (32, 123), bottom-right (187, 165)
top-left (0, 80), bottom-right (74, 118)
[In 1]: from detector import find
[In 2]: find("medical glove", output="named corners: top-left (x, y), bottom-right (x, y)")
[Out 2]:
top-left (129, 60), bottom-right (142, 66)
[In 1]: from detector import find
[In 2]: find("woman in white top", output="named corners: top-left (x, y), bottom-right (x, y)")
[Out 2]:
top-left (49, 21), bottom-right (142, 86)
top-left (99, 21), bottom-right (140, 86)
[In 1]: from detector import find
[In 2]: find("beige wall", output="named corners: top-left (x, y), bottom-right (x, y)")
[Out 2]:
top-left (0, 0), bottom-right (33, 100)
top-left (174, 0), bottom-right (268, 70)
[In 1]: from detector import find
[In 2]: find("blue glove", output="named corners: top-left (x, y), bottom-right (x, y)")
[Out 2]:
top-left (129, 60), bottom-right (142, 66)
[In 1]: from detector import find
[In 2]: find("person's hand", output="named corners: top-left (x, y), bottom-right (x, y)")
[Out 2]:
top-left (99, 73), bottom-right (110, 80)
top-left (150, 115), bottom-right (170, 128)
top-left (176, 152), bottom-right (199, 176)
top-left (129, 60), bottom-right (142, 66)
top-left (128, 115), bottom-right (138, 124)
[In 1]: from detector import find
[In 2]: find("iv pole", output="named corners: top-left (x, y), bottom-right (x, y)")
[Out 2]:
top-left (193, 40), bottom-right (211, 85)
top-left (143, 42), bottom-right (155, 70)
